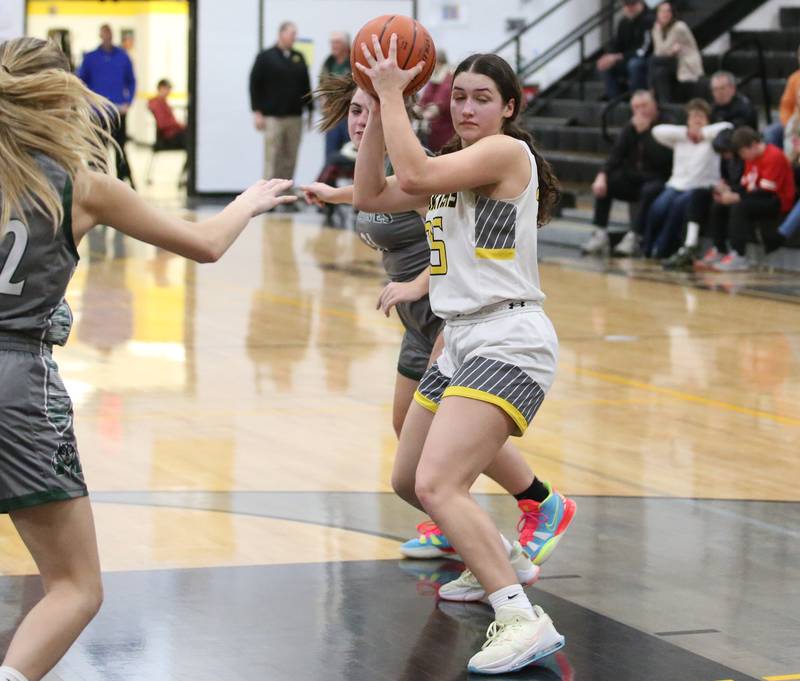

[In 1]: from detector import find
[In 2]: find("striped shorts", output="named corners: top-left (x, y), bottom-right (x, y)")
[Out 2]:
top-left (413, 304), bottom-right (558, 436)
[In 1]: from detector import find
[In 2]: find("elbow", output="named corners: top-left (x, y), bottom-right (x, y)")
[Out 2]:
top-left (352, 191), bottom-right (376, 213)
top-left (195, 240), bottom-right (221, 264)
top-left (397, 171), bottom-right (425, 195)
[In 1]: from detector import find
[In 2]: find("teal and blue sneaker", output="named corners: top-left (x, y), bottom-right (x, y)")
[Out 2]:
top-left (517, 483), bottom-right (577, 566)
top-left (400, 519), bottom-right (458, 559)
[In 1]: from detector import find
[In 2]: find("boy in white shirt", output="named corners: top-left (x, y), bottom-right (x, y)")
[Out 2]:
top-left (641, 98), bottom-right (731, 258)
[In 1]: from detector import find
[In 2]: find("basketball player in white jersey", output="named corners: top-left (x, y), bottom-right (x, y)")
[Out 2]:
top-left (0, 38), bottom-right (294, 681)
top-left (353, 36), bottom-right (567, 674)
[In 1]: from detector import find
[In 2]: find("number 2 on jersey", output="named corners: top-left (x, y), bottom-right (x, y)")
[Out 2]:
top-left (0, 220), bottom-right (28, 296)
top-left (424, 216), bottom-right (448, 276)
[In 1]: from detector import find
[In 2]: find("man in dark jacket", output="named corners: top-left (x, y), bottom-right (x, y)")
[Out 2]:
top-left (597, 0), bottom-right (654, 100)
top-left (582, 90), bottom-right (674, 255)
top-left (319, 31), bottom-right (351, 161)
top-left (250, 21), bottom-right (313, 182)
top-left (710, 71), bottom-right (759, 129)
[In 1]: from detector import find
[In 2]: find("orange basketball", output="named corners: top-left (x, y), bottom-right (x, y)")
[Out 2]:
top-left (351, 15), bottom-right (436, 97)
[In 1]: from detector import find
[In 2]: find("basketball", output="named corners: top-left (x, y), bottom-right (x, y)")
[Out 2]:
top-left (351, 15), bottom-right (436, 97)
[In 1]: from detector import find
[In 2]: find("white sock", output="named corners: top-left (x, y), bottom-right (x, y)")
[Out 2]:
top-left (488, 584), bottom-right (533, 614)
top-left (0, 666), bottom-right (30, 681)
top-left (499, 532), bottom-right (513, 556)
top-left (685, 221), bottom-right (700, 248)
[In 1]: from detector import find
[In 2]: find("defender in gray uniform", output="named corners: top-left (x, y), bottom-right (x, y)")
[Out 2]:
top-left (0, 156), bottom-right (84, 512)
top-left (0, 36), bottom-right (295, 681)
top-left (355, 207), bottom-right (442, 382)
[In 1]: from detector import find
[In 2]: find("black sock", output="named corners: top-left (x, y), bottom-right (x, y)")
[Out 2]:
top-left (514, 477), bottom-right (550, 503)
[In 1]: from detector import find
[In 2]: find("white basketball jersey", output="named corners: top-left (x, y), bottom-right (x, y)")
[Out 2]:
top-left (424, 139), bottom-right (545, 320)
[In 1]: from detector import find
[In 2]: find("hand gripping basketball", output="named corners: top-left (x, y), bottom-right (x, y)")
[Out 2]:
top-left (355, 33), bottom-right (427, 99)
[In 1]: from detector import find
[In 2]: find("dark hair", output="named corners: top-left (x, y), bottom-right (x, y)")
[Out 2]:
top-left (157, 78), bottom-right (171, 89)
top-left (712, 128), bottom-right (734, 154)
top-left (440, 53), bottom-right (560, 226)
top-left (731, 126), bottom-right (762, 151)
top-left (686, 97), bottom-right (711, 118)
top-left (656, 2), bottom-right (678, 38)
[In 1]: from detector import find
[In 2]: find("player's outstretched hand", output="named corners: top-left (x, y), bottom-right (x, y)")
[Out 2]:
top-left (238, 178), bottom-right (297, 216)
top-left (301, 182), bottom-right (338, 207)
top-left (377, 279), bottom-right (427, 317)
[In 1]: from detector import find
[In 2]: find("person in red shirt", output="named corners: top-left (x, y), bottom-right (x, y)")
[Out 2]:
top-left (147, 78), bottom-right (186, 149)
top-left (713, 126), bottom-right (795, 270)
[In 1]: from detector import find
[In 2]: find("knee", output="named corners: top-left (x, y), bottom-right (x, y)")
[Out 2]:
top-left (391, 469), bottom-right (417, 505)
top-left (78, 577), bottom-right (104, 622)
top-left (414, 470), bottom-right (451, 514)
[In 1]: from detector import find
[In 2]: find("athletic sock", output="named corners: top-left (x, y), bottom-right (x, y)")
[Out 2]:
top-left (514, 477), bottom-right (549, 503)
top-left (0, 666), bottom-right (30, 681)
top-left (488, 584), bottom-right (533, 614)
top-left (684, 221), bottom-right (700, 248)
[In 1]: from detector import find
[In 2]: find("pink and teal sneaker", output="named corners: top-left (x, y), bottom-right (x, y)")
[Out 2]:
top-left (400, 520), bottom-right (458, 559)
top-left (517, 483), bottom-right (577, 565)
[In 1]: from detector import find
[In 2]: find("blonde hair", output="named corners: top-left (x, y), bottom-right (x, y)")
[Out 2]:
top-left (0, 37), bottom-right (113, 233)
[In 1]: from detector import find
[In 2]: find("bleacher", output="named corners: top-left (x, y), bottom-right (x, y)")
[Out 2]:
top-left (516, 0), bottom-right (800, 270)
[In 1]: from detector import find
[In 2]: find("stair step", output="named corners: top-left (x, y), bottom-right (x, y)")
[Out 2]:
top-left (527, 116), bottom-right (576, 128)
top-left (532, 124), bottom-right (619, 155)
top-left (732, 29), bottom-right (800, 52)
top-left (713, 51), bottom-right (798, 79)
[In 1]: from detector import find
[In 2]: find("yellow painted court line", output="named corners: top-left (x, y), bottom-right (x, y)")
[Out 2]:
top-left (565, 364), bottom-right (800, 428)
top-left (764, 674), bottom-right (800, 680)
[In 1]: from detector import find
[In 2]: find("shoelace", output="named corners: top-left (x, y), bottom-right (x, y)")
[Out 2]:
top-left (516, 507), bottom-right (543, 546)
top-left (481, 617), bottom-right (524, 650)
top-left (416, 519), bottom-right (442, 537)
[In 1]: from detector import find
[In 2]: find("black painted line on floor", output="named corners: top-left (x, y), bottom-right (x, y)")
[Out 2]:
top-left (656, 628), bottom-right (721, 636)
top-left (538, 574), bottom-right (581, 580)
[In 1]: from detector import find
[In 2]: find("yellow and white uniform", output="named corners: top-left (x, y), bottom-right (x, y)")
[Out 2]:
top-left (414, 139), bottom-right (558, 435)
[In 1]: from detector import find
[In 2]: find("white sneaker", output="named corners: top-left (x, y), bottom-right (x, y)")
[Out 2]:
top-left (438, 542), bottom-right (540, 602)
top-left (467, 604), bottom-right (565, 674)
top-left (580, 228), bottom-right (609, 255)
top-left (613, 230), bottom-right (640, 256)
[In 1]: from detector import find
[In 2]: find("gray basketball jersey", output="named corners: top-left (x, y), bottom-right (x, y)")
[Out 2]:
top-left (0, 155), bottom-right (78, 346)
top-left (355, 208), bottom-right (430, 282)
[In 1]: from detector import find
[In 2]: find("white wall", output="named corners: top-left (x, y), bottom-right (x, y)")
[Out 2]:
top-left (0, 0), bottom-right (25, 42)
top-left (195, 0), bottom-right (262, 193)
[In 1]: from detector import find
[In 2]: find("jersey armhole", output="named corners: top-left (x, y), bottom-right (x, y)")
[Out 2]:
top-left (60, 175), bottom-right (80, 262)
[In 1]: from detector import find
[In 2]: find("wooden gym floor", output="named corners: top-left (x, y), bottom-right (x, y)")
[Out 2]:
top-left (1, 208), bottom-right (798, 680)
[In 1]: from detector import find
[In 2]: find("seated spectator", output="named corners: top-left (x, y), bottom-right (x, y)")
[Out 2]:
top-left (665, 128), bottom-right (743, 270)
top-left (596, 0), bottom-right (653, 100)
top-left (764, 46), bottom-right (800, 147)
top-left (581, 90), bottom-right (673, 256)
top-left (710, 71), bottom-right (758, 129)
top-left (783, 85), bottom-right (800, 185)
top-left (642, 98), bottom-right (731, 258)
top-left (416, 50), bottom-right (455, 153)
top-left (649, 1), bottom-right (703, 103)
top-left (147, 78), bottom-right (186, 149)
top-left (711, 127), bottom-right (795, 271)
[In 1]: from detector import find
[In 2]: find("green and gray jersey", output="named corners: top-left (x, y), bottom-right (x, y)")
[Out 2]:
top-left (0, 155), bottom-right (78, 347)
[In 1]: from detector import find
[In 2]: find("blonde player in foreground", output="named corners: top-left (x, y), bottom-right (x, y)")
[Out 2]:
top-left (0, 37), bottom-right (294, 681)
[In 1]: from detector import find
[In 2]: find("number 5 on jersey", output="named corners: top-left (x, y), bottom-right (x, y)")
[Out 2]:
top-left (424, 217), bottom-right (448, 276)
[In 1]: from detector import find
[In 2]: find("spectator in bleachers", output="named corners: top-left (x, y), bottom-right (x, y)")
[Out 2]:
top-left (319, 31), bottom-right (351, 161)
top-left (416, 50), bottom-right (455, 152)
top-left (596, 0), bottom-right (654, 100)
top-left (666, 128), bottom-right (743, 270)
top-left (649, 2), bottom-right (703, 103)
top-left (581, 90), bottom-right (672, 256)
top-left (710, 127), bottom-right (795, 271)
top-left (147, 79), bottom-right (186, 149)
top-left (764, 46), bottom-right (800, 147)
top-left (709, 71), bottom-right (759, 129)
top-left (783, 86), bottom-right (800, 182)
top-left (642, 98), bottom-right (731, 258)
